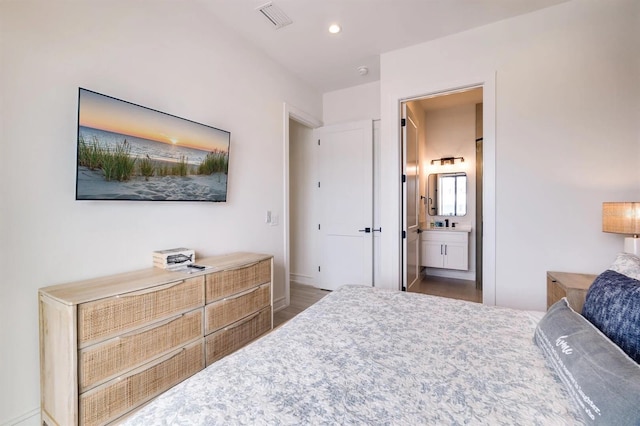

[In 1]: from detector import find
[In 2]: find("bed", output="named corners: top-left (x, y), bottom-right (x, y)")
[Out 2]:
top-left (122, 254), bottom-right (640, 425)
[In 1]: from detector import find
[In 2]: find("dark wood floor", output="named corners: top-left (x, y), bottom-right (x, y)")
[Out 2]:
top-left (273, 283), bottom-right (330, 328)
top-left (409, 273), bottom-right (482, 303)
top-left (274, 274), bottom-right (481, 328)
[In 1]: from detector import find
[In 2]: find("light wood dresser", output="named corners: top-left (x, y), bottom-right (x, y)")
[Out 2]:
top-left (546, 271), bottom-right (597, 313)
top-left (39, 252), bottom-right (273, 426)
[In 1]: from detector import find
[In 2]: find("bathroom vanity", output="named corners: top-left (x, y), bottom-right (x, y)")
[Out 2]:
top-left (420, 226), bottom-right (470, 271)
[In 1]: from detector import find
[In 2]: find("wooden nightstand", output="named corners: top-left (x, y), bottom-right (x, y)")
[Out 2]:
top-left (547, 271), bottom-right (597, 313)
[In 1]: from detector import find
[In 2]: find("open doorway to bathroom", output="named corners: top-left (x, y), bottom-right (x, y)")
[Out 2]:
top-left (402, 87), bottom-right (483, 303)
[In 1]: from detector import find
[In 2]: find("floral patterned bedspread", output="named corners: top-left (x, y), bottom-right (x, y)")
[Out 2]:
top-left (122, 285), bottom-right (583, 425)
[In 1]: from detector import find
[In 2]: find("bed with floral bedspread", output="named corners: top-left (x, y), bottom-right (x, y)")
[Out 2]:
top-left (122, 285), bottom-right (584, 425)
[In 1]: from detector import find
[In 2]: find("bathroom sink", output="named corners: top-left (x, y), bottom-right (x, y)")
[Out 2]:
top-left (422, 224), bottom-right (472, 232)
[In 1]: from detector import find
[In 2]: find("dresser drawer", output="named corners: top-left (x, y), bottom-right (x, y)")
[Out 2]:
top-left (205, 306), bottom-right (271, 366)
top-left (206, 259), bottom-right (271, 303)
top-left (205, 282), bottom-right (270, 335)
top-left (79, 340), bottom-right (204, 426)
top-left (78, 308), bottom-right (203, 393)
top-left (77, 276), bottom-right (204, 347)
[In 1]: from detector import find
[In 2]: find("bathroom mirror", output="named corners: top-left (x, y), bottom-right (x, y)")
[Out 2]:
top-left (427, 172), bottom-right (467, 216)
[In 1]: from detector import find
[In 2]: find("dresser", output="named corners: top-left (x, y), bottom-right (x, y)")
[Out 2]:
top-left (39, 252), bottom-right (273, 426)
top-left (546, 271), bottom-right (597, 313)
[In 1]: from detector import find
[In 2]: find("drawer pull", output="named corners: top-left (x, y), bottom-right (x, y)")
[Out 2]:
top-left (224, 312), bottom-right (260, 331)
top-left (223, 284), bottom-right (263, 301)
top-left (117, 280), bottom-right (185, 298)
top-left (118, 313), bottom-right (186, 339)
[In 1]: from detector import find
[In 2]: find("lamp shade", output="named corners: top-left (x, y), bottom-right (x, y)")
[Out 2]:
top-left (602, 202), bottom-right (640, 235)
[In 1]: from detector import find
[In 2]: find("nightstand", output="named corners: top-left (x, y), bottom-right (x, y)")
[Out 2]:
top-left (547, 271), bottom-right (597, 313)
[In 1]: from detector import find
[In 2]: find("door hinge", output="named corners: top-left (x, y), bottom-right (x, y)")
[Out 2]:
top-left (318, 181), bottom-right (320, 188)
top-left (402, 174), bottom-right (406, 183)
top-left (318, 266), bottom-right (321, 272)
top-left (402, 230), bottom-right (406, 239)
top-left (318, 224), bottom-right (321, 230)
top-left (317, 139), bottom-right (321, 146)
top-left (401, 118), bottom-right (406, 127)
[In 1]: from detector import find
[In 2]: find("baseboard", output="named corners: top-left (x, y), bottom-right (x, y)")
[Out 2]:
top-left (1, 407), bottom-right (40, 426)
top-left (423, 268), bottom-right (475, 282)
top-left (290, 273), bottom-right (315, 286)
top-left (273, 294), bottom-right (287, 312)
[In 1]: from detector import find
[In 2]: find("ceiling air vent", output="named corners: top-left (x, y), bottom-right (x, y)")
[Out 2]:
top-left (256, 2), bottom-right (292, 29)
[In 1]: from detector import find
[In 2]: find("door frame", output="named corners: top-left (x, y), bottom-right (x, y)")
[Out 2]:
top-left (401, 104), bottom-right (420, 291)
top-left (390, 73), bottom-right (496, 305)
top-left (283, 103), bottom-right (322, 311)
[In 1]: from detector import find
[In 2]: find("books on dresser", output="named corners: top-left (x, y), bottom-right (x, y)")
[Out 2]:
top-left (152, 247), bottom-right (195, 269)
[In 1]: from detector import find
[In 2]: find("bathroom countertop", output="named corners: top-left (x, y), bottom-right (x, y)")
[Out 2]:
top-left (419, 222), bottom-right (472, 233)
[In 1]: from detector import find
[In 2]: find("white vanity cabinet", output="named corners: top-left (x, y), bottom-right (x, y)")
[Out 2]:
top-left (421, 229), bottom-right (469, 271)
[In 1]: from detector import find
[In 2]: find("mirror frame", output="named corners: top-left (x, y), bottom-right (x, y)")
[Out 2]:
top-left (427, 172), bottom-right (467, 217)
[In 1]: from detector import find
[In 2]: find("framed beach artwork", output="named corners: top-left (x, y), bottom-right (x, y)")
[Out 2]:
top-left (76, 88), bottom-right (230, 202)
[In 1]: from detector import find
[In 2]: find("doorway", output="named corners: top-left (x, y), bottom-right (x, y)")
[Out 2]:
top-left (285, 104), bottom-right (377, 309)
top-left (401, 87), bottom-right (484, 303)
top-left (283, 104), bottom-right (322, 311)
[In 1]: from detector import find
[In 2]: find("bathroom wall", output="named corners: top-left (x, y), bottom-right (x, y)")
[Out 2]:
top-left (421, 103), bottom-right (477, 280)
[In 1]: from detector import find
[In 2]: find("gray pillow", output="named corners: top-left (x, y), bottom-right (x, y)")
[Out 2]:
top-left (534, 298), bottom-right (640, 425)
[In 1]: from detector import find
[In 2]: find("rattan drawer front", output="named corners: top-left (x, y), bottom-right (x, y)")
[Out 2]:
top-left (77, 276), bottom-right (204, 347)
top-left (206, 259), bottom-right (271, 303)
top-left (205, 306), bottom-right (271, 366)
top-left (205, 282), bottom-right (270, 335)
top-left (79, 340), bottom-right (203, 426)
top-left (78, 308), bottom-right (203, 393)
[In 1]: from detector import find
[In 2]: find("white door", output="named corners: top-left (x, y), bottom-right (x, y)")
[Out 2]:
top-left (317, 120), bottom-right (373, 291)
top-left (403, 105), bottom-right (420, 291)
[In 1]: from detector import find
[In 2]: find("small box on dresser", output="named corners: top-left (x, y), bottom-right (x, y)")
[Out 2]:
top-left (39, 252), bottom-right (273, 426)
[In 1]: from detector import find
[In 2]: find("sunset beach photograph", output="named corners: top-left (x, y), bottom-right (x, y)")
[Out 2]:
top-left (76, 88), bottom-right (230, 201)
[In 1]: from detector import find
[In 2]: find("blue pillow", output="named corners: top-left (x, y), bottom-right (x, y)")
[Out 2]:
top-left (535, 298), bottom-right (640, 425)
top-left (582, 269), bottom-right (640, 363)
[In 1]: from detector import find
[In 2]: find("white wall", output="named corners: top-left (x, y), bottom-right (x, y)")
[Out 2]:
top-left (379, 0), bottom-right (640, 309)
top-left (0, 1), bottom-right (321, 423)
top-left (289, 119), bottom-right (318, 285)
top-left (323, 81), bottom-right (381, 124)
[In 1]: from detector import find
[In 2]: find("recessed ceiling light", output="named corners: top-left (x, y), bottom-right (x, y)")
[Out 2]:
top-left (328, 24), bottom-right (341, 34)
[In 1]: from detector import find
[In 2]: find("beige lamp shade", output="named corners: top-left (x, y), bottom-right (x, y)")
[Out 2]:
top-left (603, 202), bottom-right (640, 256)
top-left (602, 202), bottom-right (640, 235)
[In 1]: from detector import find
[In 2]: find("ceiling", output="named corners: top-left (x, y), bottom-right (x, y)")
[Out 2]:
top-left (198, 0), bottom-right (568, 93)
